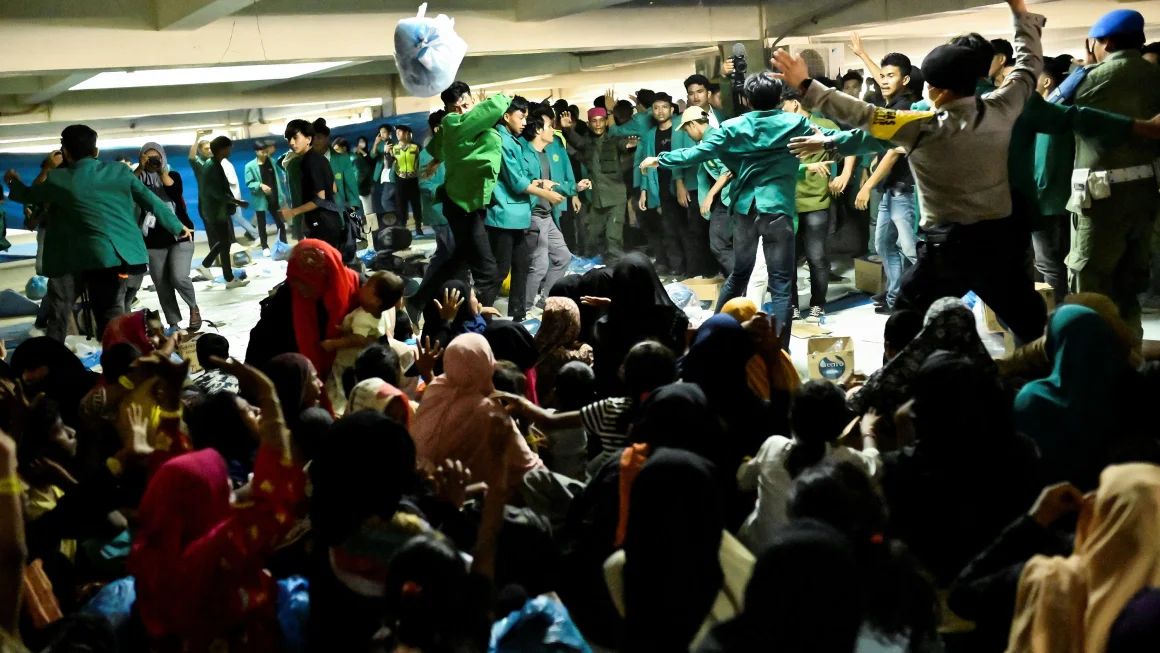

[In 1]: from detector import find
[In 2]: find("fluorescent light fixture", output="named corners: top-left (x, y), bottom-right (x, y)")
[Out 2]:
top-left (71, 61), bottom-right (354, 91)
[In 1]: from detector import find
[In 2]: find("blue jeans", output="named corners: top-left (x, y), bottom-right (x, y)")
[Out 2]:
top-left (717, 209), bottom-right (795, 350)
top-left (232, 209), bottom-right (259, 240)
top-left (875, 188), bottom-right (918, 306)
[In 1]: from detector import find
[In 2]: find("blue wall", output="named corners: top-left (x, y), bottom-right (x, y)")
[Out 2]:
top-left (0, 112), bottom-right (430, 232)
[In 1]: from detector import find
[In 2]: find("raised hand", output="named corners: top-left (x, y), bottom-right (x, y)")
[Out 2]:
top-left (434, 287), bottom-right (464, 323)
top-left (770, 50), bottom-right (810, 89)
top-left (415, 336), bottom-right (444, 382)
top-left (429, 459), bottom-right (474, 509)
top-left (849, 32), bottom-right (865, 57)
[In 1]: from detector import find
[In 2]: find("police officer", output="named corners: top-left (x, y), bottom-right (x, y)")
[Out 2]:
top-left (1069, 9), bottom-right (1160, 335)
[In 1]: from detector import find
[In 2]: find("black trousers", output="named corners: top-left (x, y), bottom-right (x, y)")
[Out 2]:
top-left (201, 219), bottom-right (235, 281)
top-left (895, 215), bottom-right (1047, 344)
top-left (255, 208), bottom-right (287, 249)
top-left (656, 192), bottom-right (686, 274)
top-left (395, 177), bottom-right (423, 230)
top-left (411, 200), bottom-right (501, 311)
top-left (487, 225), bottom-right (531, 321)
top-left (684, 192), bottom-right (715, 277)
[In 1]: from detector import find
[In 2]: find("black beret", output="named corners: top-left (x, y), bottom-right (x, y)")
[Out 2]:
top-left (921, 45), bottom-right (979, 91)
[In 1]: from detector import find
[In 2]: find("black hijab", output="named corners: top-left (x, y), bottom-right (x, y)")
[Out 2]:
top-left (624, 449), bottom-right (724, 653)
top-left (483, 321), bottom-right (537, 372)
top-left (262, 353), bottom-right (317, 419)
top-left (549, 267), bottom-right (614, 345)
top-left (630, 382), bottom-right (729, 472)
top-left (606, 252), bottom-right (675, 323)
top-left (697, 520), bottom-right (862, 653)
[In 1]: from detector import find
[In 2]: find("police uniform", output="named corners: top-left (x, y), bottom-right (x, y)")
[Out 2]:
top-left (1068, 9), bottom-right (1160, 335)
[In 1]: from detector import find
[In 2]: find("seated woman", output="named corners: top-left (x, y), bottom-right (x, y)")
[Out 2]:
top-left (1015, 305), bottom-right (1142, 491)
top-left (548, 266), bottom-right (614, 346)
top-left (1007, 464), bottom-right (1160, 653)
top-left (483, 321), bottom-right (540, 404)
top-left (346, 377), bottom-right (414, 428)
top-left (245, 239), bottom-right (360, 377)
top-left (411, 334), bottom-right (542, 491)
top-left (101, 309), bottom-right (168, 355)
top-left (605, 449), bottom-right (753, 652)
top-left (127, 359), bottom-right (305, 652)
top-left (534, 297), bottom-right (594, 408)
top-left (737, 380), bottom-right (878, 552)
top-left (591, 253), bottom-right (689, 398)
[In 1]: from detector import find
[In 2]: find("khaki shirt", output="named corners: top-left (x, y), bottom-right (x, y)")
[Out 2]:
top-left (1074, 49), bottom-right (1160, 171)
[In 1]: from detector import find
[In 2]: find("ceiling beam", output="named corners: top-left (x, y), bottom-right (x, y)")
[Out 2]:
top-left (579, 46), bottom-right (717, 71)
top-left (513, 0), bottom-right (630, 22)
top-left (154, 0), bottom-right (254, 30)
top-left (233, 59), bottom-right (382, 92)
top-left (21, 73), bottom-right (99, 105)
top-left (767, 0), bottom-right (996, 38)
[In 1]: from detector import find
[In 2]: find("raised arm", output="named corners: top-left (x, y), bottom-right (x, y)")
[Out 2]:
top-left (608, 111), bottom-right (653, 138)
top-left (985, 1), bottom-right (1045, 119)
top-left (459, 93), bottom-right (512, 140)
top-left (651, 125), bottom-right (729, 168)
top-left (849, 33), bottom-right (885, 94)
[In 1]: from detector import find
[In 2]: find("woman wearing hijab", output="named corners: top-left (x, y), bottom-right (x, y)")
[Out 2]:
top-left (719, 298), bottom-right (801, 398)
top-left (128, 359), bottom-right (304, 652)
top-left (604, 449), bottom-right (752, 653)
top-left (247, 240), bottom-right (360, 374)
top-left (262, 353), bottom-right (326, 459)
top-left (1014, 305), bottom-right (1139, 490)
top-left (136, 143), bottom-right (201, 331)
top-left (1007, 464), bottom-right (1160, 653)
top-left (534, 297), bottom-right (594, 407)
top-left (101, 309), bottom-right (167, 354)
top-left (592, 253), bottom-right (689, 397)
top-left (411, 334), bottom-right (542, 491)
top-left (849, 297), bottom-right (996, 417)
top-left (549, 267), bottom-right (614, 345)
top-left (695, 520), bottom-right (863, 653)
top-left (681, 314), bottom-right (789, 464)
top-left (881, 353), bottom-right (1040, 587)
top-left (346, 377), bottom-right (414, 428)
top-left (307, 411), bottom-right (425, 652)
top-left (9, 337), bottom-right (98, 429)
top-left (483, 320), bottom-right (540, 404)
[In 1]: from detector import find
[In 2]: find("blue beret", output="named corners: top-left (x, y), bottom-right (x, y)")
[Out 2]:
top-left (1089, 9), bottom-right (1145, 39)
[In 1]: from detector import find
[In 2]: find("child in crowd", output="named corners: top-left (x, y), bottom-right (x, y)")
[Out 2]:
top-left (193, 333), bottom-right (239, 395)
top-left (322, 271), bottom-right (406, 413)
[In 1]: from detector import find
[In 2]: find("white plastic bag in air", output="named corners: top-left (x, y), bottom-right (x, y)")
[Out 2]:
top-left (394, 3), bottom-right (468, 98)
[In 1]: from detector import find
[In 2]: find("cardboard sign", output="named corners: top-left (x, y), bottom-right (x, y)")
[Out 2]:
top-left (178, 339), bottom-right (202, 374)
top-left (807, 336), bottom-right (855, 381)
top-left (854, 256), bottom-right (886, 296)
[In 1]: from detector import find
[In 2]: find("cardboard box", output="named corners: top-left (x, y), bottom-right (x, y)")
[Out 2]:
top-left (854, 256), bottom-right (886, 296)
top-left (807, 336), bottom-right (855, 381)
top-left (178, 338), bottom-right (202, 374)
top-left (680, 277), bottom-right (725, 304)
top-left (982, 283), bottom-right (1055, 333)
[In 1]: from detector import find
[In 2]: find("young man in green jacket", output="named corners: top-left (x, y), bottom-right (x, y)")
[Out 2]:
top-left (195, 136), bottom-right (250, 289)
top-left (311, 119), bottom-right (361, 213)
top-left (5, 124), bottom-right (193, 341)
top-left (244, 140), bottom-right (289, 255)
top-left (486, 96), bottom-right (565, 320)
top-left (408, 82), bottom-right (512, 315)
top-left (640, 74), bottom-right (847, 347)
top-left (418, 111), bottom-right (453, 280)
top-left (523, 106), bottom-right (589, 309)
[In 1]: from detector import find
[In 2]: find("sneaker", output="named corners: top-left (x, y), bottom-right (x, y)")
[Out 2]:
top-left (792, 307), bottom-right (803, 321)
top-left (197, 265), bottom-right (213, 280)
top-left (871, 292), bottom-right (887, 306)
top-left (874, 304), bottom-right (892, 315)
top-left (262, 248), bottom-right (271, 258)
top-left (806, 306), bottom-right (825, 323)
top-left (225, 279), bottom-right (250, 289)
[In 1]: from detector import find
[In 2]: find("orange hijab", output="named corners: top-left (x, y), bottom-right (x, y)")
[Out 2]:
top-left (719, 298), bottom-right (801, 397)
top-left (1007, 464), bottom-right (1160, 653)
top-left (286, 240), bottom-right (360, 378)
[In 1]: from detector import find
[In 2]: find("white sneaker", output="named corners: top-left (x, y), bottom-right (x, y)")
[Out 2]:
top-left (225, 278), bottom-right (250, 289)
top-left (262, 248), bottom-right (271, 258)
top-left (196, 266), bottom-right (213, 280)
top-left (806, 306), bottom-right (825, 324)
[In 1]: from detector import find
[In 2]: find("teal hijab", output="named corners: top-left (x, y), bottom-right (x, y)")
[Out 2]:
top-left (1014, 305), bottom-right (1134, 489)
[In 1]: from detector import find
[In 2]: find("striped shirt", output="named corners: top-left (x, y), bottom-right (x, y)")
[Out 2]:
top-left (580, 397), bottom-right (634, 456)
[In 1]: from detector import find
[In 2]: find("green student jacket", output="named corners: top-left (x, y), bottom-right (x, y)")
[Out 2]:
top-left (191, 156), bottom-right (234, 224)
top-left (486, 126), bottom-right (537, 230)
top-left (9, 158), bottom-right (185, 278)
top-left (523, 135), bottom-right (578, 223)
top-left (418, 148), bottom-right (447, 227)
top-left (243, 157), bottom-right (289, 212)
top-left (327, 150), bottom-right (361, 210)
top-left (657, 110), bottom-right (844, 230)
top-left (429, 93), bottom-right (512, 214)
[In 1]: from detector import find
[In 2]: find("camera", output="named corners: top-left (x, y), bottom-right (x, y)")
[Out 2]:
top-left (147, 155), bottom-right (163, 170)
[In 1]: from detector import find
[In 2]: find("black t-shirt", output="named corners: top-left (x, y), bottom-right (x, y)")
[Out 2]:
top-left (260, 159), bottom-right (280, 210)
top-left (881, 94), bottom-right (916, 192)
top-left (655, 126), bottom-right (674, 199)
top-left (300, 150), bottom-right (337, 219)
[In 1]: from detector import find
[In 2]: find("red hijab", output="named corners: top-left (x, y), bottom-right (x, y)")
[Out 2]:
top-left (102, 310), bottom-right (155, 354)
top-left (286, 239), bottom-right (360, 377)
top-left (128, 449), bottom-right (235, 638)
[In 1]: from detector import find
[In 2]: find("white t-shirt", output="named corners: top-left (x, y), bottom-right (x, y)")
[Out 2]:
top-left (737, 436), bottom-right (880, 552)
top-left (335, 307), bottom-right (392, 368)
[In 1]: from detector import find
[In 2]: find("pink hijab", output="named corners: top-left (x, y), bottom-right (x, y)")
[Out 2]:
top-left (411, 334), bottom-right (542, 487)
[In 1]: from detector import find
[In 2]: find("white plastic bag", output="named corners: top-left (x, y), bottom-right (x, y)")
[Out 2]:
top-left (394, 3), bottom-right (468, 98)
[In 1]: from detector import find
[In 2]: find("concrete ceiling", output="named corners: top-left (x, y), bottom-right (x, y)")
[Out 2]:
top-left (1, 0), bottom-right (1156, 148)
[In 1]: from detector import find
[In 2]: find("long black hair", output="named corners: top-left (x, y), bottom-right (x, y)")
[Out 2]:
top-left (784, 380), bottom-right (852, 479)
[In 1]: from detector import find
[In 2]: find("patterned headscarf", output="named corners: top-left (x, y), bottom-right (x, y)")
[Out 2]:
top-left (535, 297), bottom-right (583, 356)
